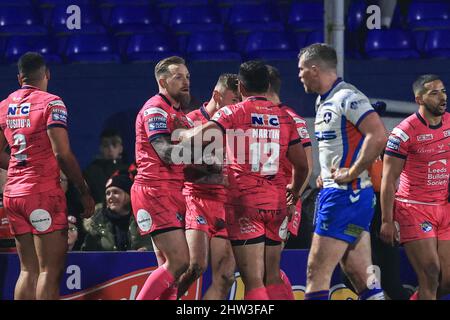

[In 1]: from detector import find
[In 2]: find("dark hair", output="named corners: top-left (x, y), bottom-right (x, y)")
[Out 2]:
top-left (17, 52), bottom-right (47, 83)
top-left (412, 74), bottom-right (441, 96)
top-left (154, 56), bottom-right (186, 80)
top-left (298, 43), bottom-right (337, 70)
top-left (267, 65), bottom-right (281, 96)
top-left (238, 60), bottom-right (269, 93)
top-left (216, 73), bottom-right (239, 92)
top-left (100, 128), bottom-right (122, 140)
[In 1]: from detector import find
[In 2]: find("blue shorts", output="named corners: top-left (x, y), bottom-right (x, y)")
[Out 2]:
top-left (314, 187), bottom-right (375, 244)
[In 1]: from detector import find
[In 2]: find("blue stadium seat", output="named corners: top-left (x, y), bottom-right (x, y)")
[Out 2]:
top-left (37, 0), bottom-right (91, 7)
top-left (294, 30), bottom-right (324, 50)
top-left (228, 4), bottom-right (282, 32)
top-left (98, 0), bottom-right (149, 6)
top-left (65, 34), bottom-right (121, 63)
top-left (346, 0), bottom-right (366, 32)
top-left (156, 0), bottom-right (210, 6)
top-left (1, 0), bottom-right (33, 6)
top-left (108, 5), bottom-right (159, 35)
top-left (0, 7), bottom-right (46, 36)
top-left (244, 31), bottom-right (298, 60)
top-left (4, 35), bottom-right (61, 64)
top-left (288, 1), bottom-right (324, 31)
top-left (49, 5), bottom-right (104, 34)
top-left (169, 5), bottom-right (223, 33)
top-left (126, 33), bottom-right (181, 63)
top-left (365, 29), bottom-right (420, 59)
top-left (424, 29), bottom-right (450, 58)
top-left (407, 1), bottom-right (450, 29)
top-left (186, 31), bottom-right (241, 61)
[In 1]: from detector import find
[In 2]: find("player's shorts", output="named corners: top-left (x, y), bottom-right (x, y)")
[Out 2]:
top-left (185, 195), bottom-right (228, 238)
top-left (314, 187), bottom-right (375, 244)
top-left (131, 184), bottom-right (186, 236)
top-left (226, 203), bottom-right (288, 245)
top-left (4, 187), bottom-right (67, 236)
top-left (394, 200), bottom-right (450, 244)
top-left (287, 201), bottom-right (302, 238)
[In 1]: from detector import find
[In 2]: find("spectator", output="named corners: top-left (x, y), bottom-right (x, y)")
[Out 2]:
top-left (81, 174), bottom-right (153, 251)
top-left (67, 215), bottom-right (78, 251)
top-left (84, 128), bottom-right (130, 205)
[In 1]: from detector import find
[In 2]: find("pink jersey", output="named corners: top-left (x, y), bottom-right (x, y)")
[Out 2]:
top-left (279, 104), bottom-right (311, 181)
top-left (183, 104), bottom-right (227, 201)
top-left (211, 96), bottom-right (301, 209)
top-left (0, 86), bottom-right (68, 197)
top-left (134, 93), bottom-right (191, 189)
top-left (385, 111), bottom-right (450, 205)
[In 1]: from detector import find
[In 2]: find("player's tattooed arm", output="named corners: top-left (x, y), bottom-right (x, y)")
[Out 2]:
top-left (151, 134), bottom-right (186, 165)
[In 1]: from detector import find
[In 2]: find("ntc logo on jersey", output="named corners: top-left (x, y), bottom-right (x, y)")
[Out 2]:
top-left (251, 113), bottom-right (279, 127)
top-left (7, 103), bottom-right (30, 117)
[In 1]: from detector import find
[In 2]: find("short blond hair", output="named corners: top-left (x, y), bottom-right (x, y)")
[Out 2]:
top-left (154, 56), bottom-right (186, 80)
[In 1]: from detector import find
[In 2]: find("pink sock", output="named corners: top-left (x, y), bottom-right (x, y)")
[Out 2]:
top-left (244, 286), bottom-right (269, 300)
top-left (279, 270), bottom-right (295, 300)
top-left (410, 291), bottom-right (419, 300)
top-left (266, 283), bottom-right (293, 300)
top-left (156, 283), bottom-right (178, 300)
top-left (136, 265), bottom-right (175, 300)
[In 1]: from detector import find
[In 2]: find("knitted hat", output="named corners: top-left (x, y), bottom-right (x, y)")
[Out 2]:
top-left (105, 174), bottom-right (132, 195)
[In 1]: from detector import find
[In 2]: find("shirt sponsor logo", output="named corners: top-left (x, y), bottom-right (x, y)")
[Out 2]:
top-left (52, 108), bottom-right (67, 123)
top-left (144, 107), bottom-right (168, 118)
top-left (48, 100), bottom-right (65, 107)
top-left (387, 136), bottom-right (401, 151)
top-left (293, 117), bottom-right (306, 125)
top-left (315, 131), bottom-right (337, 141)
top-left (417, 134), bottom-right (433, 142)
top-left (420, 221), bottom-right (433, 233)
top-left (251, 113), bottom-right (280, 127)
top-left (298, 127), bottom-right (310, 139)
top-left (392, 127), bottom-right (410, 142)
top-left (323, 112), bottom-right (332, 123)
top-left (444, 129), bottom-right (450, 137)
top-left (211, 111), bottom-right (221, 121)
top-left (148, 117), bottom-right (167, 131)
top-left (222, 106), bottom-right (232, 115)
top-left (7, 103), bottom-right (30, 117)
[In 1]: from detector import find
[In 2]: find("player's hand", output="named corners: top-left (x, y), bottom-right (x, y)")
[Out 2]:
top-left (287, 204), bottom-right (296, 222)
top-left (80, 193), bottom-right (95, 219)
top-left (286, 184), bottom-right (299, 206)
top-left (331, 167), bottom-right (354, 184)
top-left (380, 221), bottom-right (399, 246)
top-left (316, 175), bottom-right (323, 188)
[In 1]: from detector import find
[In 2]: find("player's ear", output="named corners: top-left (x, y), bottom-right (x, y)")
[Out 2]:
top-left (158, 77), bottom-right (167, 89)
top-left (212, 90), bottom-right (221, 104)
top-left (415, 95), bottom-right (423, 106)
top-left (45, 68), bottom-right (51, 81)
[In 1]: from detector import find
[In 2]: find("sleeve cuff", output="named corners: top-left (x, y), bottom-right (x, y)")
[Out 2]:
top-left (385, 150), bottom-right (407, 160)
top-left (209, 120), bottom-right (226, 134)
top-left (355, 109), bottom-right (376, 128)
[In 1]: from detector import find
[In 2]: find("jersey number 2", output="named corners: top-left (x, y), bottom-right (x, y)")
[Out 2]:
top-left (13, 133), bottom-right (27, 161)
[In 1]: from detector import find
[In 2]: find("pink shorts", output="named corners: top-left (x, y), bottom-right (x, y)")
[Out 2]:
top-left (185, 195), bottom-right (228, 238)
top-left (226, 204), bottom-right (288, 243)
top-left (131, 184), bottom-right (186, 236)
top-left (287, 201), bottom-right (302, 237)
top-left (394, 200), bottom-right (450, 244)
top-left (4, 187), bottom-right (67, 236)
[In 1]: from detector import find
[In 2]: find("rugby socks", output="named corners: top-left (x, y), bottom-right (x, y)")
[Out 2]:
top-left (157, 283), bottom-right (178, 300)
top-left (136, 265), bottom-right (175, 300)
top-left (304, 290), bottom-right (329, 300)
top-left (244, 286), bottom-right (269, 300)
top-left (409, 291), bottom-right (419, 300)
top-left (266, 283), bottom-right (294, 300)
top-left (359, 288), bottom-right (385, 300)
top-left (279, 270), bottom-right (295, 300)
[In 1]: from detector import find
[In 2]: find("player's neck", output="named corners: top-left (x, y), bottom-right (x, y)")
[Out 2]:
top-left (21, 81), bottom-right (46, 91)
top-left (318, 74), bottom-right (339, 96)
top-left (267, 93), bottom-right (281, 104)
top-left (419, 107), bottom-right (442, 126)
top-left (159, 90), bottom-right (180, 109)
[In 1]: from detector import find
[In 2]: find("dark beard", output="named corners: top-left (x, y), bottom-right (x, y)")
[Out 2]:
top-left (424, 103), bottom-right (446, 117)
top-left (174, 92), bottom-right (191, 108)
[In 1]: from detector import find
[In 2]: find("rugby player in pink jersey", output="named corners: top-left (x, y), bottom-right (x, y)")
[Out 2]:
top-left (381, 74), bottom-right (450, 300)
top-left (179, 61), bottom-right (309, 300)
top-left (131, 56), bottom-right (193, 300)
top-left (266, 65), bottom-right (313, 299)
top-left (176, 74), bottom-right (240, 300)
top-left (0, 52), bottom-right (95, 300)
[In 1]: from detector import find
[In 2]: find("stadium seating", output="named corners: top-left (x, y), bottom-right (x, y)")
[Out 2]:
top-left (108, 5), bottom-right (160, 35)
top-left (4, 35), bottom-right (61, 64)
top-left (244, 31), bottom-right (298, 60)
top-left (186, 31), bottom-right (241, 61)
top-left (49, 5), bottom-right (104, 34)
top-left (65, 34), bottom-right (121, 63)
top-left (288, 1), bottom-right (324, 31)
top-left (228, 3), bottom-right (282, 33)
top-left (407, 1), bottom-right (450, 30)
top-left (168, 5), bottom-right (223, 33)
top-left (37, 0), bottom-right (91, 7)
top-left (0, 6), bottom-right (47, 36)
top-left (365, 29), bottom-right (420, 59)
top-left (346, 0), bottom-right (367, 32)
top-left (424, 29), bottom-right (450, 58)
top-left (126, 33), bottom-right (181, 63)
top-left (1, 0), bottom-right (33, 6)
